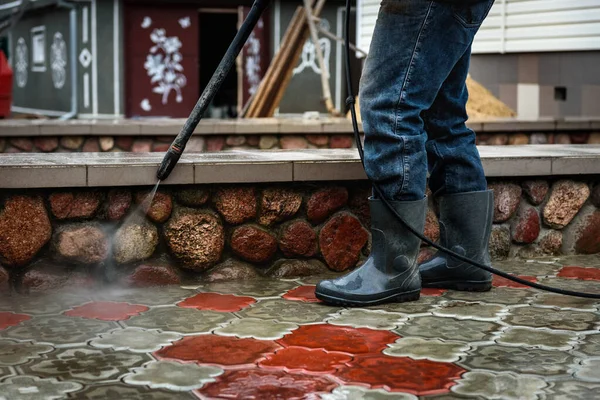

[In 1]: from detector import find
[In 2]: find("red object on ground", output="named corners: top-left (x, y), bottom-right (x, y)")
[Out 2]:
top-left (0, 51), bottom-right (13, 118)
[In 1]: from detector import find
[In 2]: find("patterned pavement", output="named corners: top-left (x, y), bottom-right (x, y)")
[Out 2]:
top-left (1, 255), bottom-right (600, 399)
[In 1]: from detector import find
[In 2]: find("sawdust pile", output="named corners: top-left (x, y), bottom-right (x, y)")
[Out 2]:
top-left (465, 75), bottom-right (515, 119)
top-left (347, 76), bottom-right (515, 123)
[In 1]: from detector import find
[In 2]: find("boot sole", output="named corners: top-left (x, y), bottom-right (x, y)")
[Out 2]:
top-left (315, 289), bottom-right (421, 307)
top-left (422, 280), bottom-right (492, 292)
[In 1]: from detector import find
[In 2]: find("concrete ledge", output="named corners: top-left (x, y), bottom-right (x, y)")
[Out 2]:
top-left (1, 117), bottom-right (599, 137)
top-left (1, 145), bottom-right (599, 189)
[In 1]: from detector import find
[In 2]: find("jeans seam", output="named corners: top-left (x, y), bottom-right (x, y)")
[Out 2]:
top-left (394, 0), bottom-right (434, 132)
top-left (400, 136), bottom-right (408, 195)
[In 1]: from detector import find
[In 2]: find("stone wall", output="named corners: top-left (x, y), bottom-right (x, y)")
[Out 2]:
top-left (0, 135), bottom-right (355, 153)
top-left (0, 130), bottom-right (598, 154)
top-left (0, 178), bottom-right (599, 294)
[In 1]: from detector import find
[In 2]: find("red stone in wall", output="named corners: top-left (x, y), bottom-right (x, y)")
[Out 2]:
top-left (307, 187), bottom-right (349, 224)
top-left (49, 192), bottom-right (102, 220)
top-left (231, 225), bottom-right (278, 264)
top-left (279, 220), bottom-right (318, 257)
top-left (319, 213), bottom-right (368, 271)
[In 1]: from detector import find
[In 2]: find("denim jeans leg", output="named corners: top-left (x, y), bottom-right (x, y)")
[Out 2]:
top-left (360, 0), bottom-right (494, 201)
top-left (424, 46), bottom-right (488, 197)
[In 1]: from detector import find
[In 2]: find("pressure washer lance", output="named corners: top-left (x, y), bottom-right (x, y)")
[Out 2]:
top-left (156, 0), bottom-right (271, 181)
top-left (158, 0), bottom-right (599, 299)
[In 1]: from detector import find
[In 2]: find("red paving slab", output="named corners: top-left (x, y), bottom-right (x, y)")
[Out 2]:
top-left (63, 301), bottom-right (149, 321)
top-left (177, 292), bottom-right (256, 312)
top-left (558, 266), bottom-right (600, 281)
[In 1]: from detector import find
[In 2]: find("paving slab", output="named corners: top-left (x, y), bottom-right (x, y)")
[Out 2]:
top-left (1, 256), bottom-right (599, 398)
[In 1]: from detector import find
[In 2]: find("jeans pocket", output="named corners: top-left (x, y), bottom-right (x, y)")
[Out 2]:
top-left (452, 0), bottom-right (495, 28)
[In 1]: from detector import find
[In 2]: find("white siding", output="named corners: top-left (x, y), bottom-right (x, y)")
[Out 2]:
top-left (357, 0), bottom-right (600, 56)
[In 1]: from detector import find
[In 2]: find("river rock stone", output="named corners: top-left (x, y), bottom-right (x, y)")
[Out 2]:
top-left (554, 134), bottom-right (571, 144)
top-left (247, 135), bottom-right (260, 147)
top-left (280, 136), bottom-right (308, 149)
top-left (522, 180), bottom-right (549, 205)
top-left (529, 133), bottom-right (548, 145)
top-left (591, 184), bottom-right (600, 208)
top-left (54, 224), bottom-right (109, 264)
top-left (126, 260), bottom-right (181, 287)
top-left (231, 225), bottom-right (278, 264)
top-left (424, 209), bottom-right (440, 244)
top-left (259, 135), bottom-right (279, 149)
top-left (588, 133), bottom-right (600, 144)
top-left (226, 135), bottom-right (246, 147)
top-left (268, 259), bottom-right (328, 278)
top-left (562, 206), bottom-right (600, 255)
top-left (115, 136), bottom-right (134, 151)
top-left (132, 139), bottom-right (152, 153)
top-left (307, 135), bottom-right (329, 146)
top-left (489, 183), bottom-right (522, 223)
top-left (570, 133), bottom-right (590, 144)
top-left (21, 262), bottom-right (93, 293)
top-left (543, 180), bottom-right (590, 229)
top-left (9, 138), bottom-right (33, 151)
top-left (204, 259), bottom-right (261, 283)
top-left (259, 188), bottom-right (302, 226)
top-left (0, 138), bottom-right (5, 152)
top-left (214, 187), bottom-right (256, 225)
top-left (49, 191), bottom-right (102, 220)
top-left (279, 220), bottom-right (318, 257)
top-left (33, 137), bottom-right (59, 152)
top-left (511, 205), bottom-right (541, 244)
top-left (206, 136), bottom-right (226, 151)
top-left (99, 136), bottom-right (114, 152)
top-left (539, 230), bottom-right (563, 255)
top-left (60, 136), bottom-right (84, 150)
top-left (0, 196), bottom-right (52, 267)
top-left (319, 213), bottom-right (369, 271)
top-left (106, 190), bottom-right (131, 221)
top-left (330, 135), bottom-right (353, 148)
top-left (488, 134), bottom-right (508, 145)
top-left (82, 138), bottom-right (100, 152)
top-left (307, 187), bottom-right (349, 224)
top-left (113, 221), bottom-right (159, 264)
top-left (176, 189), bottom-right (210, 207)
top-left (489, 226), bottom-right (510, 260)
top-left (135, 191), bottom-right (172, 223)
top-left (164, 209), bottom-right (224, 271)
top-left (508, 134), bottom-right (529, 145)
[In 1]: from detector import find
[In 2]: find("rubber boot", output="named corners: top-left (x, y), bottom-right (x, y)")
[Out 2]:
top-left (315, 197), bottom-right (427, 307)
top-left (419, 190), bottom-right (493, 291)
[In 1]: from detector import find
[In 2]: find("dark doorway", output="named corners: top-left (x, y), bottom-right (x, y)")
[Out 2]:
top-left (199, 10), bottom-right (238, 118)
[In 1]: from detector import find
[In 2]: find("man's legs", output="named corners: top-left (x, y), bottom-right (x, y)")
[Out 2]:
top-left (419, 46), bottom-right (494, 291)
top-left (316, 0), bottom-right (494, 305)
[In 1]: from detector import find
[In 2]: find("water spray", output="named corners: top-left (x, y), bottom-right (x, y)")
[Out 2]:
top-left (158, 0), bottom-right (600, 299)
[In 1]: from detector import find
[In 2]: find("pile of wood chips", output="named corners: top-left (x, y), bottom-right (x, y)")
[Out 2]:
top-left (347, 76), bottom-right (515, 123)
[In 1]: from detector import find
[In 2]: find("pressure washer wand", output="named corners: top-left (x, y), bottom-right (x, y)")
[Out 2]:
top-left (157, 0), bottom-right (271, 181)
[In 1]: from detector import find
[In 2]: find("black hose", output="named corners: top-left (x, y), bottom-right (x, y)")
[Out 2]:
top-left (343, 0), bottom-right (600, 299)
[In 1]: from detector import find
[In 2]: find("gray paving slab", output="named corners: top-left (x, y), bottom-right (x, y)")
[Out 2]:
top-left (1, 146), bottom-right (599, 188)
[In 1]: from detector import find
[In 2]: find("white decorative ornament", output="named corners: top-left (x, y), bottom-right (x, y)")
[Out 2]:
top-left (245, 30), bottom-right (261, 97)
top-left (140, 99), bottom-right (152, 112)
top-left (79, 48), bottom-right (92, 69)
top-left (141, 17), bottom-right (152, 29)
top-left (178, 17), bottom-right (191, 29)
top-left (292, 38), bottom-right (331, 76)
top-left (293, 18), bottom-right (331, 77)
top-left (15, 38), bottom-right (28, 88)
top-left (144, 28), bottom-right (187, 105)
top-left (50, 32), bottom-right (67, 89)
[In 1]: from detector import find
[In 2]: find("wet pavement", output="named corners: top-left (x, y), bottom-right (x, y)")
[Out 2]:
top-left (1, 255), bottom-right (600, 399)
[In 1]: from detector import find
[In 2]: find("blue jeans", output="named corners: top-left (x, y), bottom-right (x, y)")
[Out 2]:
top-left (360, 0), bottom-right (494, 201)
